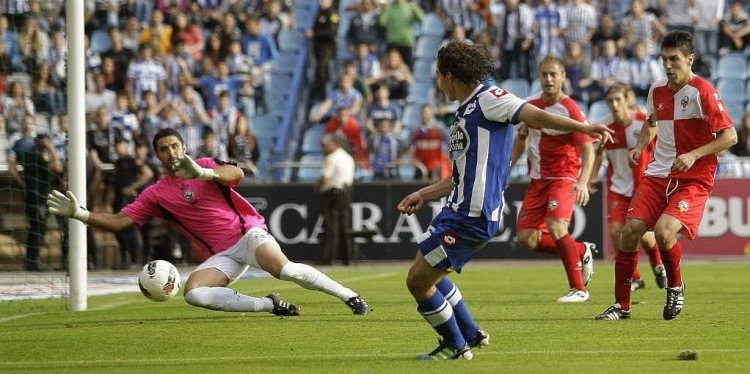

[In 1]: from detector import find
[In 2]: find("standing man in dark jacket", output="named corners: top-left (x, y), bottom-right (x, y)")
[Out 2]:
top-left (307, 0), bottom-right (339, 101)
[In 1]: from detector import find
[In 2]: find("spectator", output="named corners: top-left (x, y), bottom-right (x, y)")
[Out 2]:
top-left (216, 13), bottom-right (242, 59)
top-left (101, 27), bottom-right (138, 92)
top-left (210, 90), bottom-right (244, 150)
top-left (120, 16), bottom-right (143, 53)
top-left (310, 74), bottom-right (364, 123)
top-left (660, 0), bottom-right (695, 33)
top-left (368, 118), bottom-right (403, 180)
top-left (493, 0), bottom-right (535, 80)
top-left (16, 16), bottom-right (49, 73)
top-left (260, 0), bottom-right (293, 47)
top-left (164, 39), bottom-right (197, 97)
top-left (628, 41), bottom-right (663, 99)
top-left (99, 56), bottom-right (122, 92)
top-left (227, 114), bottom-right (260, 175)
top-left (171, 11), bottom-right (205, 61)
top-left (0, 15), bottom-right (21, 71)
top-left (325, 106), bottom-right (369, 167)
top-left (173, 83), bottom-right (211, 131)
top-left (0, 40), bottom-right (18, 77)
top-left (87, 106), bottom-right (119, 165)
top-left (366, 84), bottom-right (402, 135)
top-left (118, 0), bottom-right (153, 28)
top-left (590, 14), bottom-right (626, 59)
top-left (564, 41), bottom-right (591, 103)
top-left (140, 9), bottom-right (173, 56)
top-left (623, 0), bottom-right (666, 57)
top-left (126, 43), bottom-right (167, 107)
top-left (200, 61), bottom-right (243, 112)
top-left (379, 0), bottom-right (424, 68)
top-left (437, 0), bottom-right (477, 38)
top-left (195, 126), bottom-right (228, 160)
top-left (31, 61), bottom-right (64, 115)
top-left (720, 1), bottom-right (750, 55)
top-left (692, 0), bottom-right (725, 56)
top-left (241, 15), bottom-right (278, 112)
top-left (307, 0), bottom-right (339, 101)
top-left (3, 81), bottom-right (35, 136)
top-left (342, 59), bottom-right (373, 107)
top-left (533, 0), bottom-right (567, 60)
top-left (730, 112), bottom-right (750, 157)
top-left (204, 32), bottom-right (223, 66)
top-left (374, 48), bottom-right (414, 101)
top-left (112, 137), bottom-right (149, 270)
top-left (136, 89), bottom-right (170, 157)
top-left (411, 105), bottom-right (447, 181)
top-left (562, 0), bottom-right (597, 48)
top-left (346, 0), bottom-right (383, 54)
top-left (110, 93), bottom-right (140, 146)
top-left (225, 38), bottom-right (254, 76)
top-left (716, 149), bottom-right (745, 177)
top-left (588, 40), bottom-right (630, 102)
top-left (353, 42), bottom-right (381, 87)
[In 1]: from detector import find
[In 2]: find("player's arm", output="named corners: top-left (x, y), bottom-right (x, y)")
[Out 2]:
top-left (589, 145), bottom-right (605, 194)
top-left (510, 126), bottom-right (527, 168)
top-left (47, 190), bottom-right (136, 232)
top-left (629, 117), bottom-right (658, 168)
top-left (171, 156), bottom-right (244, 184)
top-left (397, 177), bottom-right (453, 215)
top-left (576, 141), bottom-right (595, 206)
top-left (516, 104), bottom-right (613, 142)
top-left (672, 127), bottom-right (738, 173)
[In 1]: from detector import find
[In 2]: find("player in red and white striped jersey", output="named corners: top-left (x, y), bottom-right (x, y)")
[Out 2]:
top-left (595, 31), bottom-right (737, 321)
top-left (589, 84), bottom-right (666, 303)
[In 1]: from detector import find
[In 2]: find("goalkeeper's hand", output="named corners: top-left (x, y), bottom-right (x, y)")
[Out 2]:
top-left (47, 190), bottom-right (90, 223)
top-left (171, 154), bottom-right (216, 180)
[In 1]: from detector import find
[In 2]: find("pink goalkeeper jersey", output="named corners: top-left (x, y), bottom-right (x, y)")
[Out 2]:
top-left (646, 76), bottom-right (734, 185)
top-left (519, 94), bottom-right (594, 181)
top-left (122, 158), bottom-right (267, 256)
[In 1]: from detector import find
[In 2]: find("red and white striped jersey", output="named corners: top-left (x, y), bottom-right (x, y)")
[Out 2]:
top-left (519, 94), bottom-right (594, 181)
top-left (601, 110), bottom-right (654, 197)
top-left (645, 76), bottom-right (734, 184)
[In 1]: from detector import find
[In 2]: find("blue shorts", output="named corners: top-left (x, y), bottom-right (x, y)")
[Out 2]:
top-left (416, 208), bottom-right (499, 273)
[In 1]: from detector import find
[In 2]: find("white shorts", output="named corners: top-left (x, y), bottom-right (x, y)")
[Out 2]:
top-left (194, 227), bottom-right (281, 285)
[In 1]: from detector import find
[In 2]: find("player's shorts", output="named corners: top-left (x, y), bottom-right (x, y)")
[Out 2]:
top-left (517, 179), bottom-right (577, 231)
top-left (195, 227), bottom-right (280, 284)
top-left (606, 191), bottom-right (632, 224)
top-left (416, 208), bottom-right (499, 273)
top-left (626, 176), bottom-right (710, 240)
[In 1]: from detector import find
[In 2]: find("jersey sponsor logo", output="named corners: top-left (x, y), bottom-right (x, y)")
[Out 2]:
top-left (680, 95), bottom-right (689, 110)
top-left (657, 103), bottom-right (665, 111)
top-left (442, 230), bottom-right (458, 248)
top-left (449, 120), bottom-right (470, 161)
top-left (677, 200), bottom-right (690, 213)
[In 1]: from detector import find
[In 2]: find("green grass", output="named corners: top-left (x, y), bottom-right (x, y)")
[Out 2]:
top-left (1, 261), bottom-right (749, 373)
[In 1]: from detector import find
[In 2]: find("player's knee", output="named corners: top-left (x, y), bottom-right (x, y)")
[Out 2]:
top-left (184, 287), bottom-right (211, 308)
top-left (279, 262), bottom-right (319, 288)
top-left (516, 231), bottom-right (537, 250)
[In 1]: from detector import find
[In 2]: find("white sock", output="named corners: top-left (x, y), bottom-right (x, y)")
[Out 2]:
top-left (279, 262), bottom-right (357, 301)
top-left (184, 287), bottom-right (273, 312)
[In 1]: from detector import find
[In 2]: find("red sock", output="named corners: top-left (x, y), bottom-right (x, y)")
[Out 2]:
top-left (660, 241), bottom-right (683, 288)
top-left (643, 243), bottom-right (663, 268)
top-left (615, 251), bottom-right (638, 311)
top-left (633, 268), bottom-right (642, 281)
top-left (536, 232), bottom-right (558, 255)
top-left (556, 234), bottom-right (585, 290)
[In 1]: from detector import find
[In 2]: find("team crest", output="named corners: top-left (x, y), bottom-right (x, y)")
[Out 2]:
top-left (464, 101), bottom-right (476, 116)
top-left (680, 96), bottom-right (689, 110)
top-left (548, 200), bottom-right (559, 212)
top-left (184, 189), bottom-right (195, 202)
top-left (677, 200), bottom-right (690, 213)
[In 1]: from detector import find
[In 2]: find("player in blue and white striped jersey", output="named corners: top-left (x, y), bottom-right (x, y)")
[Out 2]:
top-left (398, 41), bottom-right (613, 361)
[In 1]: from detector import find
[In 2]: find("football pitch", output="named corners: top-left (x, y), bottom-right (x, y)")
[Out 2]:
top-left (1, 261), bottom-right (748, 374)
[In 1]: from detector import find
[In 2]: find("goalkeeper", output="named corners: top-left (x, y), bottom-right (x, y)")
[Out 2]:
top-left (48, 128), bottom-right (369, 316)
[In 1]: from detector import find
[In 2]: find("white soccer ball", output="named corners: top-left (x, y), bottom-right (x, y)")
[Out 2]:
top-left (138, 260), bottom-right (181, 302)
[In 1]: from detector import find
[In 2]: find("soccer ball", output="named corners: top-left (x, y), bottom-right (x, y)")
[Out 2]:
top-left (138, 260), bottom-right (181, 302)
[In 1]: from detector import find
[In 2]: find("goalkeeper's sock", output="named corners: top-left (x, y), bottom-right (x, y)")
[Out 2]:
top-left (280, 262), bottom-right (358, 301)
top-left (184, 287), bottom-right (273, 312)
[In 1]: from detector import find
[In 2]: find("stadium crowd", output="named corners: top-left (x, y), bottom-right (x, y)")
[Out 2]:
top-left (2, 0), bottom-right (750, 270)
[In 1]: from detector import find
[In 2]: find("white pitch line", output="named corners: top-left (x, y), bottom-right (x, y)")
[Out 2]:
top-left (0, 312), bottom-right (42, 324)
top-left (88, 299), bottom-right (138, 311)
top-left (1, 348), bottom-right (749, 367)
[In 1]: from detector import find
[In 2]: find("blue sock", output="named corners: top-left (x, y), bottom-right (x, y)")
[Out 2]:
top-left (417, 288), bottom-right (466, 349)
top-left (437, 276), bottom-right (480, 342)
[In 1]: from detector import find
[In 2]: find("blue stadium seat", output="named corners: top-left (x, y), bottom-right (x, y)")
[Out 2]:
top-left (90, 29), bottom-right (112, 54)
top-left (401, 103), bottom-right (423, 130)
top-left (406, 82), bottom-right (434, 105)
top-left (252, 114), bottom-right (282, 139)
top-left (500, 78), bottom-right (530, 99)
top-left (415, 36), bottom-right (443, 59)
top-left (271, 51), bottom-right (301, 74)
top-left (717, 78), bottom-right (746, 105)
top-left (413, 58), bottom-right (436, 83)
top-left (727, 103), bottom-right (744, 126)
top-left (530, 78), bottom-right (541, 95)
top-left (715, 55), bottom-right (747, 80)
top-left (420, 14), bottom-right (446, 38)
top-left (300, 124), bottom-right (327, 155)
top-left (297, 154), bottom-right (324, 182)
top-left (277, 30), bottom-right (306, 51)
top-left (588, 100), bottom-right (610, 124)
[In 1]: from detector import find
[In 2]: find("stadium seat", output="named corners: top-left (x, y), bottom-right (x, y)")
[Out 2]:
top-left (252, 114), bottom-right (283, 139)
top-left (414, 36), bottom-right (443, 59)
top-left (576, 101), bottom-right (589, 116)
top-left (406, 82), bottom-right (434, 105)
top-left (588, 100), bottom-right (610, 124)
top-left (90, 29), bottom-right (112, 54)
top-left (500, 78), bottom-right (530, 99)
top-left (727, 103), bottom-right (744, 126)
top-left (300, 124), bottom-right (327, 155)
top-left (297, 154), bottom-right (324, 182)
top-left (715, 55), bottom-right (747, 80)
top-left (277, 30), bottom-right (306, 52)
top-left (413, 58), bottom-right (436, 83)
top-left (530, 78), bottom-right (541, 95)
top-left (717, 78), bottom-right (746, 105)
top-left (271, 51), bottom-right (301, 74)
top-left (401, 103), bottom-right (423, 130)
top-left (420, 14), bottom-right (446, 38)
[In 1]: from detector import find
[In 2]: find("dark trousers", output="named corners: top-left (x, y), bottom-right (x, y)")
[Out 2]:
top-left (25, 202), bottom-right (48, 269)
top-left (499, 43), bottom-right (532, 81)
top-left (321, 186), bottom-right (353, 265)
top-left (311, 40), bottom-right (337, 101)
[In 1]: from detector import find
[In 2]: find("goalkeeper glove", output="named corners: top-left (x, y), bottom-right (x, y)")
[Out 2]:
top-left (171, 154), bottom-right (216, 180)
top-left (47, 190), bottom-right (90, 223)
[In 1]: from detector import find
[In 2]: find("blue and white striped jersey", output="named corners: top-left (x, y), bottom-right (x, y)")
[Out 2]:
top-left (446, 85), bottom-right (526, 222)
